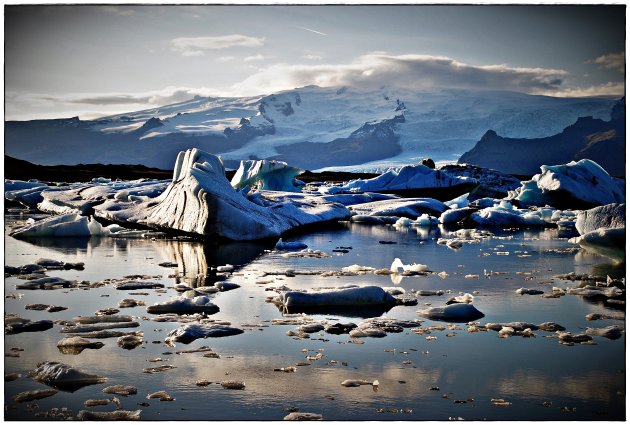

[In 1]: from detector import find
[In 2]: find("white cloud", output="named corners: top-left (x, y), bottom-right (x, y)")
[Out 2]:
top-left (229, 53), bottom-right (570, 96)
top-left (302, 54), bottom-right (323, 60)
top-left (588, 52), bottom-right (625, 73)
top-left (538, 81), bottom-right (625, 98)
top-left (171, 34), bottom-right (265, 56)
top-left (244, 54), bottom-right (272, 62)
top-left (216, 56), bottom-right (236, 62)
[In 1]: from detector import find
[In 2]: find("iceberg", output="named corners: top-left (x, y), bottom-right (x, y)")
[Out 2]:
top-left (165, 323), bottom-right (244, 345)
top-left (570, 203), bottom-right (625, 262)
top-left (31, 361), bottom-right (106, 391)
top-left (10, 213), bottom-right (109, 238)
top-left (319, 164), bottom-right (477, 200)
top-left (418, 303), bottom-right (485, 322)
top-left (509, 159), bottom-right (625, 209)
top-left (230, 159), bottom-right (303, 192)
top-left (349, 197), bottom-right (447, 218)
top-left (94, 149), bottom-right (351, 240)
top-left (146, 295), bottom-right (220, 315)
top-left (278, 286), bottom-right (397, 308)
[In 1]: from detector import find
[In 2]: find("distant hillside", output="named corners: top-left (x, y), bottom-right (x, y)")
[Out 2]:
top-left (4, 155), bottom-right (173, 183)
top-left (458, 98), bottom-right (625, 177)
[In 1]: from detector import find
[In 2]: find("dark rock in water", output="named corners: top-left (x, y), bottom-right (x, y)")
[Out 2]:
top-left (5, 319), bottom-right (54, 334)
top-left (324, 323), bottom-right (358, 335)
top-left (440, 163), bottom-right (521, 199)
top-left (114, 281), bottom-right (165, 290)
top-left (57, 337), bottom-right (104, 355)
top-left (420, 158), bottom-right (435, 169)
top-left (102, 385), bottom-right (138, 396)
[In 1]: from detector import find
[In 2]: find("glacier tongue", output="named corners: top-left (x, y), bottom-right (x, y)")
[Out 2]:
top-left (94, 148), bottom-right (351, 240)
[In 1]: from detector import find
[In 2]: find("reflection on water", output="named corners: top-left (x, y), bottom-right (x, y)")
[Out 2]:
top-left (4, 216), bottom-right (625, 421)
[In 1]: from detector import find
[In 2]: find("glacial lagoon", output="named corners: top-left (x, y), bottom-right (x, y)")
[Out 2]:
top-left (4, 211), bottom-right (625, 421)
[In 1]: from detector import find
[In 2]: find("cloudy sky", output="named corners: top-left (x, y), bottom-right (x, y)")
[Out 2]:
top-left (5, 4), bottom-right (626, 120)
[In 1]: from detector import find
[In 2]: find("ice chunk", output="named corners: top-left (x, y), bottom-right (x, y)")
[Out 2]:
top-left (146, 295), bottom-right (220, 315)
top-left (510, 159), bottom-right (625, 209)
top-left (279, 286), bottom-right (397, 308)
top-left (570, 227), bottom-right (625, 263)
top-left (390, 258), bottom-right (428, 273)
top-left (576, 203), bottom-right (625, 235)
top-left (231, 159), bottom-right (303, 192)
top-left (275, 238), bottom-right (308, 250)
top-left (326, 164), bottom-right (477, 198)
top-left (418, 303), bottom-right (485, 322)
top-left (10, 213), bottom-right (109, 238)
top-left (165, 323), bottom-right (244, 345)
top-left (349, 197), bottom-right (447, 218)
top-left (31, 361), bottom-right (106, 390)
top-left (439, 207), bottom-right (475, 224)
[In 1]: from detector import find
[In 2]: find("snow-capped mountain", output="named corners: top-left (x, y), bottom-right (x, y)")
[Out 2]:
top-left (5, 86), bottom-right (618, 171)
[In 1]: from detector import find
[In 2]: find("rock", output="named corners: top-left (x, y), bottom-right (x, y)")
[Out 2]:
top-left (5, 319), bottom-right (53, 334)
top-left (585, 325), bottom-right (624, 340)
top-left (147, 391), bottom-right (175, 401)
top-left (221, 381), bottom-right (245, 390)
top-left (117, 334), bottom-right (143, 349)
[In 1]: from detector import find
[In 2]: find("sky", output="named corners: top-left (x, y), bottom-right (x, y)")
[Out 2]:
top-left (4, 4), bottom-right (626, 120)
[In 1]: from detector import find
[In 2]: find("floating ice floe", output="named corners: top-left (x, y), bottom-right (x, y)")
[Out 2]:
top-left (94, 149), bottom-right (351, 240)
top-left (230, 159), bottom-right (303, 192)
top-left (508, 159), bottom-right (625, 210)
top-left (77, 410), bottom-right (142, 421)
top-left (146, 295), bottom-right (220, 315)
top-left (418, 303), bottom-right (485, 322)
top-left (56, 337), bottom-right (104, 355)
top-left (438, 207), bottom-right (477, 224)
top-left (390, 258), bottom-right (428, 274)
top-left (36, 179), bottom-right (168, 215)
top-left (319, 164), bottom-right (477, 200)
top-left (585, 325), bottom-right (624, 340)
top-left (10, 213), bottom-right (109, 238)
top-left (349, 197), bottom-right (447, 218)
top-left (275, 238), bottom-right (308, 250)
top-left (31, 361), bottom-right (106, 390)
top-left (569, 203), bottom-right (625, 262)
top-left (5, 180), bottom-right (60, 208)
top-left (165, 323), bottom-right (244, 345)
top-left (283, 412), bottom-right (323, 421)
top-left (12, 389), bottom-right (59, 403)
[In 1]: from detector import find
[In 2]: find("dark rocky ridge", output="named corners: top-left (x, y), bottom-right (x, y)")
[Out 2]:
top-left (458, 97), bottom-right (625, 177)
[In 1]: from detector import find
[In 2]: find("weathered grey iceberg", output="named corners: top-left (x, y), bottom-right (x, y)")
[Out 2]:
top-left (10, 214), bottom-right (109, 238)
top-left (165, 323), bottom-right (244, 345)
top-left (31, 361), bottom-right (106, 391)
top-left (349, 197), bottom-right (447, 218)
top-left (576, 203), bottom-right (625, 235)
top-left (94, 149), bottom-right (351, 240)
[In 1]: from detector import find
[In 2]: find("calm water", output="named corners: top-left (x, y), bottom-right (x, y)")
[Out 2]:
top-left (4, 213), bottom-right (626, 421)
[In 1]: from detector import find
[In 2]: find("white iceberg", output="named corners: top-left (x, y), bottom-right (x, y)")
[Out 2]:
top-left (278, 286), bottom-right (397, 308)
top-left (349, 197), bottom-right (447, 218)
top-left (570, 203), bottom-right (625, 262)
top-left (10, 213), bottom-right (109, 238)
top-left (390, 258), bottom-right (428, 273)
top-left (230, 159), bottom-right (303, 192)
top-left (165, 323), bottom-right (244, 345)
top-left (94, 149), bottom-right (350, 240)
top-left (509, 159), bottom-right (625, 209)
top-left (418, 303), bottom-right (485, 322)
top-left (146, 295), bottom-right (220, 315)
top-left (320, 164), bottom-right (477, 200)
